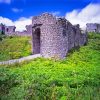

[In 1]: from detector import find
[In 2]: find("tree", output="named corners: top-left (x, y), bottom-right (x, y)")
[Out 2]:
top-left (0, 23), bottom-right (5, 41)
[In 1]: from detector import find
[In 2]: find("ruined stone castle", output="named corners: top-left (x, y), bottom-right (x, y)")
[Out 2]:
top-left (0, 24), bottom-right (32, 36)
top-left (0, 13), bottom-right (88, 59)
top-left (86, 23), bottom-right (100, 33)
top-left (32, 13), bottom-right (87, 59)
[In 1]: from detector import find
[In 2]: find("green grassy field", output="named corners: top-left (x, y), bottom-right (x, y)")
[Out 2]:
top-left (0, 36), bottom-right (32, 61)
top-left (0, 33), bottom-right (100, 100)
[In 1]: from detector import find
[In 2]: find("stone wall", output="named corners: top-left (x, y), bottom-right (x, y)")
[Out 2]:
top-left (26, 25), bottom-right (32, 35)
top-left (86, 23), bottom-right (100, 33)
top-left (32, 13), bottom-right (87, 59)
top-left (0, 24), bottom-right (32, 36)
top-left (5, 26), bottom-right (16, 35)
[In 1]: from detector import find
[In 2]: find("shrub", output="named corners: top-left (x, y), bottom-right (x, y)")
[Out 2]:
top-left (0, 28), bottom-right (6, 41)
top-left (9, 52), bottom-right (22, 59)
top-left (88, 32), bottom-right (100, 39)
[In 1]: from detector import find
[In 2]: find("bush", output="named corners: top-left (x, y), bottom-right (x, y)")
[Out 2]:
top-left (9, 52), bottom-right (22, 59)
top-left (0, 30), bottom-right (6, 41)
top-left (88, 32), bottom-right (100, 39)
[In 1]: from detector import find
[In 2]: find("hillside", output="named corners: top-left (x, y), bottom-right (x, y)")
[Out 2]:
top-left (0, 33), bottom-right (100, 100)
top-left (0, 36), bottom-right (31, 61)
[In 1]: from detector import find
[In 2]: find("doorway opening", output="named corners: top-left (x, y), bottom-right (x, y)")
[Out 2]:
top-left (32, 28), bottom-right (41, 54)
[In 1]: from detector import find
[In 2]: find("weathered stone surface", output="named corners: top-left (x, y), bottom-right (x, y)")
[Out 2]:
top-left (5, 26), bottom-right (16, 35)
top-left (0, 24), bottom-right (32, 36)
top-left (86, 23), bottom-right (100, 33)
top-left (26, 25), bottom-right (32, 35)
top-left (32, 13), bottom-right (87, 59)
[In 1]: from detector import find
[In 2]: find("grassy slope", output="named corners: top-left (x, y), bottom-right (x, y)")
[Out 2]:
top-left (0, 36), bottom-right (32, 61)
top-left (0, 33), bottom-right (100, 100)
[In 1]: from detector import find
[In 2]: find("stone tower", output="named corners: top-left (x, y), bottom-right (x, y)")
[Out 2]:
top-left (32, 13), bottom-right (87, 59)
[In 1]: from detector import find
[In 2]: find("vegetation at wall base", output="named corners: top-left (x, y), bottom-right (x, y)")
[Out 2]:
top-left (0, 33), bottom-right (100, 100)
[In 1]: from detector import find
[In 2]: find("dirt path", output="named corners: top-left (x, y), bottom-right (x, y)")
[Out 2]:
top-left (0, 54), bottom-right (41, 65)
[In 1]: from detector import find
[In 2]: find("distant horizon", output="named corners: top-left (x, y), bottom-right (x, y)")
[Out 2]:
top-left (0, 0), bottom-right (100, 31)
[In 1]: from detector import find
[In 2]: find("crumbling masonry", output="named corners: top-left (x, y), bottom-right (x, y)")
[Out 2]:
top-left (5, 26), bottom-right (16, 35)
top-left (86, 23), bottom-right (100, 33)
top-left (0, 24), bottom-right (32, 36)
top-left (32, 13), bottom-right (87, 59)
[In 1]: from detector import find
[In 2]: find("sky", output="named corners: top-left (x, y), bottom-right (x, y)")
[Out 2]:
top-left (0, 0), bottom-right (100, 31)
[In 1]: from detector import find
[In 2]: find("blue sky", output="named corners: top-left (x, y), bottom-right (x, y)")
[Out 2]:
top-left (0, 0), bottom-right (99, 20)
top-left (0, 0), bottom-right (100, 31)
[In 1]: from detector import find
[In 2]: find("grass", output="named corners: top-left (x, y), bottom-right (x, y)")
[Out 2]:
top-left (0, 36), bottom-right (32, 61)
top-left (0, 33), bottom-right (100, 100)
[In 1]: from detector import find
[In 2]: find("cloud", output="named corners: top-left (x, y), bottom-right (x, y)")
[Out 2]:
top-left (0, 16), bottom-right (32, 31)
top-left (0, 0), bottom-right (11, 4)
top-left (65, 3), bottom-right (100, 29)
top-left (14, 17), bottom-right (32, 31)
top-left (12, 8), bottom-right (23, 13)
top-left (0, 16), bottom-right (14, 26)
